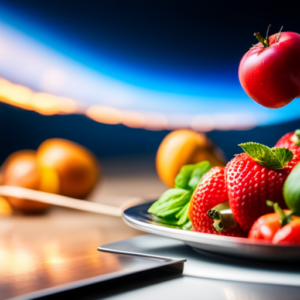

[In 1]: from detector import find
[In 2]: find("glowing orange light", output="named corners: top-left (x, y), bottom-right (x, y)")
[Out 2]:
top-left (31, 93), bottom-right (60, 115)
top-left (121, 111), bottom-right (146, 128)
top-left (0, 78), bottom-right (78, 115)
top-left (143, 113), bottom-right (168, 130)
top-left (0, 77), bottom-right (233, 132)
top-left (190, 115), bottom-right (214, 132)
top-left (58, 97), bottom-right (78, 114)
top-left (86, 105), bottom-right (122, 124)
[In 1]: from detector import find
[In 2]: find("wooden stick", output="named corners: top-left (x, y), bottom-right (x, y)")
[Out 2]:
top-left (0, 185), bottom-right (131, 217)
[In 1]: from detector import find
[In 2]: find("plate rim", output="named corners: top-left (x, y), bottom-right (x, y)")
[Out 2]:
top-left (122, 201), bottom-right (300, 250)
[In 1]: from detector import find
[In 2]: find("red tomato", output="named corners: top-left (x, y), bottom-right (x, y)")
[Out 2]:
top-left (239, 31), bottom-right (300, 108)
top-left (272, 216), bottom-right (300, 245)
top-left (248, 212), bottom-right (282, 241)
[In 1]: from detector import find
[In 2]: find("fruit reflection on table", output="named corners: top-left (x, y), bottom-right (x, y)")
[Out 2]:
top-left (0, 207), bottom-right (143, 300)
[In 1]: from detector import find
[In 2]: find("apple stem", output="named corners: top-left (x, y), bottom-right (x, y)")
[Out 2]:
top-left (276, 26), bottom-right (284, 43)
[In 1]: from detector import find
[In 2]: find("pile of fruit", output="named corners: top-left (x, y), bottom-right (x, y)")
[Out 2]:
top-left (0, 138), bottom-right (99, 213)
top-left (149, 129), bottom-right (300, 245)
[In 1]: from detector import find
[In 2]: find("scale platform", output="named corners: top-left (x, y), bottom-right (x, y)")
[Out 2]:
top-left (5, 234), bottom-right (300, 299)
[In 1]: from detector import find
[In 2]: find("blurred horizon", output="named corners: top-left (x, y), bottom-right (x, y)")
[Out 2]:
top-left (1, 100), bottom-right (300, 165)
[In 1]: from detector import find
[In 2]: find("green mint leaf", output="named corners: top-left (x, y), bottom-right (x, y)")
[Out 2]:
top-left (148, 189), bottom-right (192, 218)
top-left (283, 163), bottom-right (300, 215)
top-left (239, 142), bottom-right (293, 169)
top-left (175, 164), bottom-right (196, 190)
top-left (188, 161), bottom-right (211, 191)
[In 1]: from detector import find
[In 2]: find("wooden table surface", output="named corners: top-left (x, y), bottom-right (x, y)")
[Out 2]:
top-left (0, 155), bottom-right (167, 299)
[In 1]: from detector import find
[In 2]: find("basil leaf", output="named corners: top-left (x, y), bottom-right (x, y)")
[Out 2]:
top-left (175, 161), bottom-right (211, 191)
top-left (175, 201), bottom-right (190, 225)
top-left (188, 161), bottom-right (211, 190)
top-left (148, 189), bottom-right (192, 218)
top-left (150, 160), bottom-right (211, 230)
top-left (182, 220), bottom-right (192, 230)
top-left (175, 164), bottom-right (195, 190)
top-left (239, 142), bottom-right (293, 169)
top-left (150, 215), bottom-right (192, 230)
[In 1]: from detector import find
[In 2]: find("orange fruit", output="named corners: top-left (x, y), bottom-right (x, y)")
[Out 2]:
top-left (1, 150), bottom-right (59, 213)
top-left (36, 139), bottom-right (100, 199)
top-left (156, 129), bottom-right (226, 187)
top-left (0, 196), bottom-right (13, 216)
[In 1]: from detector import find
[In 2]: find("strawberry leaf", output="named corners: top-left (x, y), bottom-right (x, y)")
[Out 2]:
top-left (271, 148), bottom-right (293, 167)
top-left (239, 142), bottom-right (293, 169)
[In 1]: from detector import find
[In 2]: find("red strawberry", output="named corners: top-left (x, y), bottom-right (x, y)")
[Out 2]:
top-left (226, 143), bottom-right (300, 232)
top-left (275, 129), bottom-right (300, 151)
top-left (275, 132), bottom-right (300, 150)
top-left (189, 166), bottom-right (245, 237)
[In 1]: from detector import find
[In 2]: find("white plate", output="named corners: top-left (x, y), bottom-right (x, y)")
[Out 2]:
top-left (123, 201), bottom-right (300, 261)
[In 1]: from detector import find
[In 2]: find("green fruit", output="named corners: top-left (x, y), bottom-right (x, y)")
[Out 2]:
top-left (283, 163), bottom-right (300, 215)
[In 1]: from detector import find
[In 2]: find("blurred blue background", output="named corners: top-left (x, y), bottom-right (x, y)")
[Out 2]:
top-left (1, 0), bottom-right (300, 163)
